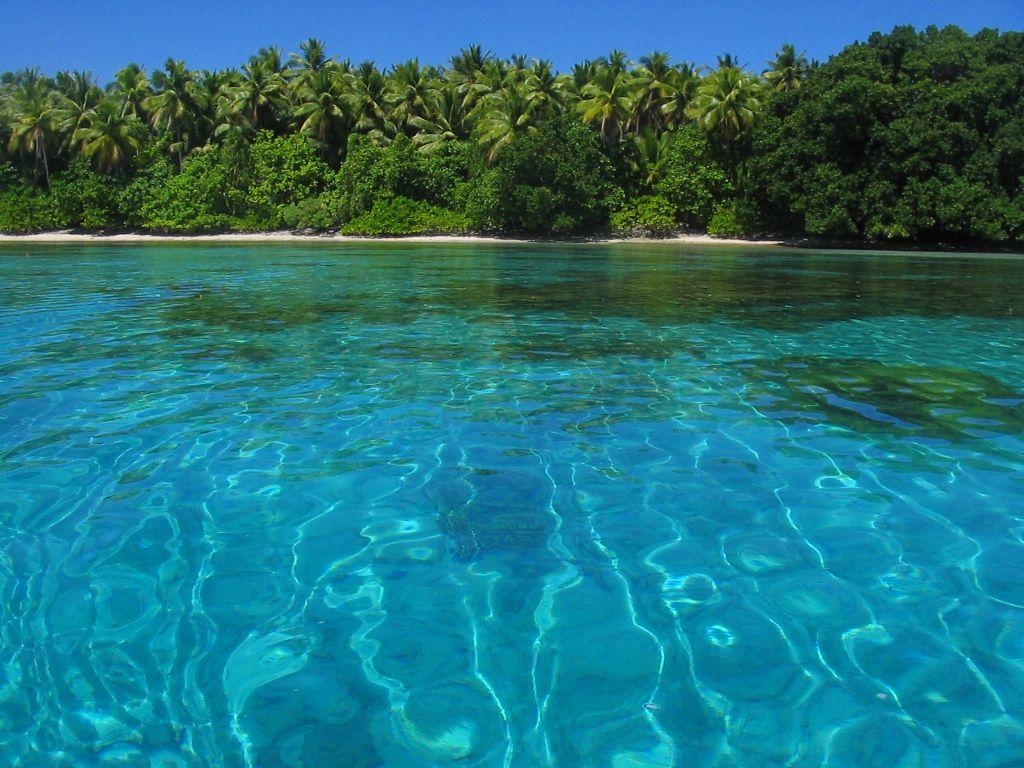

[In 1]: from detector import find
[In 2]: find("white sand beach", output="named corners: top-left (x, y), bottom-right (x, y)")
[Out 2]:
top-left (0, 231), bottom-right (783, 247)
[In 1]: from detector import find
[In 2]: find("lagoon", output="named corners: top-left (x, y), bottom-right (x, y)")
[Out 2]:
top-left (1, 242), bottom-right (1023, 767)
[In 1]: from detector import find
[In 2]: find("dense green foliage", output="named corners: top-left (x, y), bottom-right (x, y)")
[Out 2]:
top-left (463, 114), bottom-right (618, 234)
top-left (746, 26), bottom-right (1024, 243)
top-left (0, 26), bottom-right (1021, 245)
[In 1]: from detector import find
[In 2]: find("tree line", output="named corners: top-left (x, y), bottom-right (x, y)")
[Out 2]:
top-left (1, 25), bottom-right (1021, 244)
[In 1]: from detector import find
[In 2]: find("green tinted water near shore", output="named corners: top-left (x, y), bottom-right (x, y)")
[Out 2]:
top-left (1, 242), bottom-right (1023, 767)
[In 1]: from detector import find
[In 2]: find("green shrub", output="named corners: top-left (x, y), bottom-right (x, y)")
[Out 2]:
top-left (341, 196), bottom-right (470, 236)
top-left (462, 114), bottom-right (619, 235)
top-left (242, 132), bottom-right (331, 229)
top-left (335, 135), bottom-right (472, 227)
top-left (707, 201), bottom-right (761, 238)
top-left (655, 125), bottom-right (732, 228)
top-left (281, 189), bottom-right (346, 231)
top-left (137, 148), bottom-right (241, 232)
top-left (0, 187), bottom-right (57, 232)
top-left (48, 157), bottom-right (125, 230)
top-left (0, 163), bottom-right (55, 232)
top-left (610, 195), bottom-right (678, 236)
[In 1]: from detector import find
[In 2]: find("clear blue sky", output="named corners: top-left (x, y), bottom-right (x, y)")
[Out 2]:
top-left (3, 0), bottom-right (1022, 82)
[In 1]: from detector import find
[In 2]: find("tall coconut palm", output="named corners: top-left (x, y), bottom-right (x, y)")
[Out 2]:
top-left (764, 44), bottom-right (808, 93)
top-left (352, 61), bottom-right (392, 141)
top-left (686, 66), bottom-right (763, 145)
top-left (147, 59), bottom-right (205, 166)
top-left (411, 85), bottom-right (471, 153)
top-left (110, 64), bottom-right (151, 120)
top-left (73, 99), bottom-right (146, 172)
top-left (289, 38), bottom-right (331, 81)
top-left (602, 50), bottom-right (631, 78)
top-left (508, 54), bottom-right (531, 86)
top-left (53, 71), bottom-right (104, 152)
top-left (458, 58), bottom-right (509, 115)
top-left (194, 69), bottom-right (235, 145)
top-left (473, 84), bottom-right (535, 161)
top-left (570, 61), bottom-right (600, 98)
top-left (446, 45), bottom-right (491, 113)
top-left (632, 129), bottom-right (673, 187)
top-left (293, 68), bottom-right (355, 162)
top-left (387, 59), bottom-right (434, 135)
top-left (716, 53), bottom-right (743, 69)
top-left (629, 51), bottom-right (675, 134)
top-left (219, 57), bottom-right (288, 135)
top-left (579, 65), bottom-right (631, 147)
top-left (660, 63), bottom-right (701, 129)
top-left (449, 45), bottom-right (490, 79)
top-left (6, 78), bottom-right (58, 186)
top-left (254, 46), bottom-right (288, 77)
top-left (524, 60), bottom-right (570, 119)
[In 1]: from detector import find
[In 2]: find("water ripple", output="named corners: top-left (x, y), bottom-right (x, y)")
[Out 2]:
top-left (2, 243), bottom-right (1023, 766)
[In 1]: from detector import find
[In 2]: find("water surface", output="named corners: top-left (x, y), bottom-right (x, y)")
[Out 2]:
top-left (1, 242), bottom-right (1023, 767)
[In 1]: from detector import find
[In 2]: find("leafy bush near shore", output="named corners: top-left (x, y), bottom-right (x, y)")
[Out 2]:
top-left (0, 164), bottom-right (56, 232)
top-left (655, 125), bottom-right (732, 229)
top-left (707, 200), bottom-right (762, 238)
top-left (611, 195), bottom-right (678, 236)
top-left (48, 157), bottom-right (126, 230)
top-left (462, 115), bottom-right (620, 234)
top-left (280, 189), bottom-right (346, 231)
top-left (341, 196), bottom-right (469, 235)
top-left (137, 148), bottom-right (240, 232)
top-left (238, 133), bottom-right (332, 230)
top-left (0, 185), bottom-right (57, 233)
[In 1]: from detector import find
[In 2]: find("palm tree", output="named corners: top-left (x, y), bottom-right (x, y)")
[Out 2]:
top-left (716, 53), bottom-right (743, 69)
top-left (524, 60), bottom-right (570, 119)
top-left (73, 100), bottom-right (146, 172)
top-left (446, 45), bottom-right (491, 113)
top-left (254, 46), bottom-right (287, 77)
top-left (219, 57), bottom-right (288, 134)
top-left (293, 68), bottom-right (355, 162)
top-left (629, 51), bottom-right (674, 134)
top-left (508, 54), bottom-right (531, 86)
top-left (632, 129), bottom-right (672, 187)
top-left (764, 44), bottom-right (808, 93)
top-left (6, 78), bottom-right (58, 186)
top-left (602, 50), bottom-right (631, 78)
top-left (473, 84), bottom-right (535, 161)
top-left (570, 61), bottom-right (600, 98)
top-left (352, 61), bottom-right (392, 141)
top-left (192, 69), bottom-right (235, 147)
top-left (686, 66), bottom-right (763, 145)
top-left (53, 71), bottom-right (104, 153)
top-left (578, 65), bottom-right (631, 147)
top-left (110, 64), bottom-right (151, 120)
top-left (449, 45), bottom-right (490, 79)
top-left (660, 64), bottom-right (701, 130)
top-left (147, 59), bottom-right (205, 166)
top-left (289, 38), bottom-right (331, 81)
top-left (411, 84), bottom-right (471, 153)
top-left (387, 59), bottom-right (434, 135)
top-left (458, 58), bottom-right (509, 115)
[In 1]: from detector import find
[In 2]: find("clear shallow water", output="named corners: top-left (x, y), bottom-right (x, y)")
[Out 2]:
top-left (1, 242), bottom-right (1023, 768)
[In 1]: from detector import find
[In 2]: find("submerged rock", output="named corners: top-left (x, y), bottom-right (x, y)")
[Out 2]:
top-left (738, 356), bottom-right (1024, 442)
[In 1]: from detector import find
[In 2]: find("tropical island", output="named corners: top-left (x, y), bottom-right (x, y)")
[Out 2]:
top-left (1, 24), bottom-right (1021, 247)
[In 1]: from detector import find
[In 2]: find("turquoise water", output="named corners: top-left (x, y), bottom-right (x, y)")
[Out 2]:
top-left (1, 242), bottom-right (1023, 767)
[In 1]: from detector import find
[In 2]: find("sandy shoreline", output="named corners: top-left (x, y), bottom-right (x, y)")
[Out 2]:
top-left (0, 231), bottom-right (782, 247)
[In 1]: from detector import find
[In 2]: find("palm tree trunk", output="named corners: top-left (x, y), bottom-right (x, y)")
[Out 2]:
top-left (34, 128), bottom-right (50, 189)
